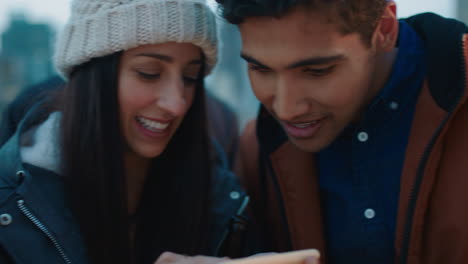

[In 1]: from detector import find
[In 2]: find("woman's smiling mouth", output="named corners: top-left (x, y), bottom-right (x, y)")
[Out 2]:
top-left (136, 116), bottom-right (170, 133)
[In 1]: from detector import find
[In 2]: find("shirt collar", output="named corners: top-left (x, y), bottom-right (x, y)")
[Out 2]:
top-left (374, 21), bottom-right (426, 104)
top-left (328, 21), bottom-right (426, 145)
top-left (364, 21), bottom-right (426, 125)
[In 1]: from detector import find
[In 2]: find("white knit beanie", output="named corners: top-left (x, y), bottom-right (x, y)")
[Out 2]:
top-left (54, 0), bottom-right (218, 78)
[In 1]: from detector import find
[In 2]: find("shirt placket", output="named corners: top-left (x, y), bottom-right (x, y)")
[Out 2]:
top-left (351, 122), bottom-right (390, 262)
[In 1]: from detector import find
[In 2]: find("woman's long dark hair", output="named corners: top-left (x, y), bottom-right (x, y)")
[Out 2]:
top-left (60, 52), bottom-right (212, 264)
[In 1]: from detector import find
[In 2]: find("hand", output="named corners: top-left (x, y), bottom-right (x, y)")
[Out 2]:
top-left (154, 252), bottom-right (228, 264)
top-left (212, 250), bottom-right (319, 264)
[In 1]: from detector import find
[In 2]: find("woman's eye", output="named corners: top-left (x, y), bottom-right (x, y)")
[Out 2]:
top-left (137, 71), bottom-right (160, 80)
top-left (303, 66), bottom-right (335, 77)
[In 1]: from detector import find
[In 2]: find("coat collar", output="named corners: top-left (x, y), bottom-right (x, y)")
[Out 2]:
top-left (20, 111), bottom-right (62, 175)
top-left (256, 105), bottom-right (326, 254)
top-left (404, 13), bottom-right (468, 111)
top-left (0, 102), bottom-right (43, 189)
top-left (269, 141), bottom-right (326, 255)
top-left (0, 104), bottom-right (90, 264)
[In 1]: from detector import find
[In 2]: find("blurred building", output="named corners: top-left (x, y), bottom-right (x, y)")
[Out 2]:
top-left (459, 0), bottom-right (468, 24)
top-left (205, 20), bottom-right (259, 129)
top-left (0, 12), bottom-right (55, 117)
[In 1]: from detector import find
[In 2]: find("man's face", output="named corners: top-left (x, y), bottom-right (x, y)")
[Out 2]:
top-left (239, 8), bottom-right (383, 153)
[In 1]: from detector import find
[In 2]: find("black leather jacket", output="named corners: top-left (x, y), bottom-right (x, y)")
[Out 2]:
top-left (0, 104), bottom-right (262, 263)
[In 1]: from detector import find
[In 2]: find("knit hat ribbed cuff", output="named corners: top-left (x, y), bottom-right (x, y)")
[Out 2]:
top-left (54, 0), bottom-right (218, 79)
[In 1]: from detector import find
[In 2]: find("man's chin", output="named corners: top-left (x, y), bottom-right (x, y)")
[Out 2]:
top-left (288, 136), bottom-right (328, 153)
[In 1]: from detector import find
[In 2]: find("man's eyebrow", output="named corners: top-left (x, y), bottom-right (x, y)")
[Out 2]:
top-left (136, 53), bottom-right (202, 65)
top-left (286, 55), bottom-right (345, 69)
top-left (240, 53), bottom-right (345, 70)
top-left (240, 53), bottom-right (270, 68)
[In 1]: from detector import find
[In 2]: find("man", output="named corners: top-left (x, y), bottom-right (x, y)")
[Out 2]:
top-left (214, 0), bottom-right (468, 264)
top-left (154, 0), bottom-right (468, 263)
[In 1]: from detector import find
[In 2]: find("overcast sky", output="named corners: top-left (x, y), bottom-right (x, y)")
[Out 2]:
top-left (0, 0), bottom-right (458, 36)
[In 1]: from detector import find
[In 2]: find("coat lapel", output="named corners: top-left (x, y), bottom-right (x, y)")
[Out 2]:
top-left (395, 81), bottom-right (447, 262)
top-left (270, 142), bottom-right (326, 255)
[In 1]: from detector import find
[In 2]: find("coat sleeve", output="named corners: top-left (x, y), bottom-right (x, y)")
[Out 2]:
top-left (0, 245), bottom-right (15, 264)
top-left (235, 119), bottom-right (260, 201)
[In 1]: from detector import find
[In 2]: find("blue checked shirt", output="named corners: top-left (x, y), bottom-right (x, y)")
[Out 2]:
top-left (317, 21), bottom-right (426, 264)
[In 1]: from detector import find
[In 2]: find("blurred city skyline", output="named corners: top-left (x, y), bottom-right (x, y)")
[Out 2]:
top-left (0, 0), bottom-right (457, 37)
top-left (0, 0), bottom-right (463, 128)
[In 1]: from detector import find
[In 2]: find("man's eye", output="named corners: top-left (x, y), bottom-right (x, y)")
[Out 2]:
top-left (303, 66), bottom-right (335, 76)
top-left (183, 76), bottom-right (198, 84)
top-left (248, 64), bottom-right (271, 73)
top-left (137, 71), bottom-right (160, 80)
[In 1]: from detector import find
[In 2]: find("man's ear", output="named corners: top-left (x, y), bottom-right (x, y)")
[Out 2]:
top-left (371, 1), bottom-right (398, 52)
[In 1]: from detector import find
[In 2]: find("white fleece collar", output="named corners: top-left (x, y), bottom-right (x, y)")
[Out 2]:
top-left (20, 112), bottom-right (62, 175)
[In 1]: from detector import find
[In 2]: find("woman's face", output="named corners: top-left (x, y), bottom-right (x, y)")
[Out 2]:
top-left (118, 42), bottom-right (203, 159)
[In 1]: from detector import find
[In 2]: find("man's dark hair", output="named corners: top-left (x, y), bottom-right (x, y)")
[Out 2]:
top-left (216, 0), bottom-right (388, 45)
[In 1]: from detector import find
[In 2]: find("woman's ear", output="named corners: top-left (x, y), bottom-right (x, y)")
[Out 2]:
top-left (371, 1), bottom-right (398, 52)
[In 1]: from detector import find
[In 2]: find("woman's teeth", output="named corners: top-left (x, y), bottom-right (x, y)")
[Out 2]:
top-left (136, 117), bottom-right (169, 132)
top-left (292, 121), bottom-right (318, 128)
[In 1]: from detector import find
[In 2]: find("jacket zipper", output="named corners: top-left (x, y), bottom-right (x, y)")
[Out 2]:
top-left (236, 195), bottom-right (250, 216)
top-left (214, 195), bottom-right (250, 255)
top-left (17, 199), bottom-right (72, 264)
top-left (399, 34), bottom-right (468, 264)
top-left (464, 34), bottom-right (467, 97)
top-left (399, 115), bottom-right (451, 264)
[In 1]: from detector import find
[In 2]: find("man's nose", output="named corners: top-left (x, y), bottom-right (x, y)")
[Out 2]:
top-left (272, 77), bottom-right (309, 121)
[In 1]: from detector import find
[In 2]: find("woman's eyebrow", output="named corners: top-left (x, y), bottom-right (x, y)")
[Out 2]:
top-left (136, 53), bottom-right (173, 62)
top-left (135, 53), bottom-right (203, 65)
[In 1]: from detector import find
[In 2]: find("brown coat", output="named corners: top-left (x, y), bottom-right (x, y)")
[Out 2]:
top-left (236, 14), bottom-right (468, 264)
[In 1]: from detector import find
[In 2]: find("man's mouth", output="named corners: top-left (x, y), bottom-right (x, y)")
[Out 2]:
top-left (282, 117), bottom-right (325, 139)
top-left (290, 120), bottom-right (319, 128)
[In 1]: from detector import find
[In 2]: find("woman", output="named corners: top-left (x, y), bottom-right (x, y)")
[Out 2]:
top-left (0, 0), bottom-right (259, 263)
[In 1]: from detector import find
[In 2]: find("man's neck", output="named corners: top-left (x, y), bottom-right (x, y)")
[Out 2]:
top-left (374, 47), bottom-right (399, 98)
top-left (352, 47), bottom-right (399, 124)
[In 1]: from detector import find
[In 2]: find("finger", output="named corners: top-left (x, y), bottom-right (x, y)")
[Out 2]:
top-left (248, 252), bottom-right (278, 258)
top-left (303, 256), bottom-right (319, 264)
top-left (192, 255), bottom-right (228, 264)
top-left (155, 252), bottom-right (186, 264)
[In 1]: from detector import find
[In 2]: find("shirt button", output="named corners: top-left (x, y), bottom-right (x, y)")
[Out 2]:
top-left (364, 208), bottom-right (376, 219)
top-left (389, 101), bottom-right (399, 110)
top-left (357, 132), bottom-right (369, 142)
top-left (230, 191), bottom-right (240, 200)
top-left (0, 214), bottom-right (12, 226)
